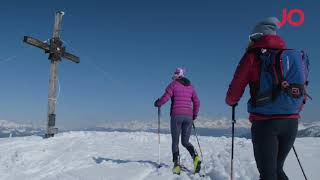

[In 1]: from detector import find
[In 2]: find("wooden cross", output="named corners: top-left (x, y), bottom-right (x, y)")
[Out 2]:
top-left (23, 11), bottom-right (80, 138)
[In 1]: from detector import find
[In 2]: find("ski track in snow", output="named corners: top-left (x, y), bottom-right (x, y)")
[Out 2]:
top-left (0, 131), bottom-right (319, 180)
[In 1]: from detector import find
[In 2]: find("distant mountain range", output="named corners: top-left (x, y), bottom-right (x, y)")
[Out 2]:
top-left (0, 120), bottom-right (44, 138)
top-left (297, 121), bottom-right (320, 137)
top-left (1, 119), bottom-right (319, 138)
top-left (239, 121), bottom-right (320, 138)
top-left (94, 117), bottom-right (251, 130)
top-left (92, 118), bottom-right (320, 138)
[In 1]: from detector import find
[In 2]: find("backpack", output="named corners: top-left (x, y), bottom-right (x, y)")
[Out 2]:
top-left (248, 48), bottom-right (310, 115)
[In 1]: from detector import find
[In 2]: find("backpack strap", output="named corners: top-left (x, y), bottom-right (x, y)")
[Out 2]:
top-left (262, 50), bottom-right (284, 105)
top-left (273, 49), bottom-right (285, 86)
top-left (250, 48), bottom-right (284, 107)
top-left (248, 48), bottom-right (263, 107)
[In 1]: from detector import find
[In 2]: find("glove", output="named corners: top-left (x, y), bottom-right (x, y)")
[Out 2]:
top-left (154, 99), bottom-right (160, 107)
top-left (193, 115), bottom-right (197, 121)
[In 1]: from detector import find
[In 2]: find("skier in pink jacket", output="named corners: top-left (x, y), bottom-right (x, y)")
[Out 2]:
top-left (154, 68), bottom-right (201, 174)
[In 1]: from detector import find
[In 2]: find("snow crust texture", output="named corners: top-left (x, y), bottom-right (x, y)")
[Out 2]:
top-left (0, 131), bottom-right (319, 180)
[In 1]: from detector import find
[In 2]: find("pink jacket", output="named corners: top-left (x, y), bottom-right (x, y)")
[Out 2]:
top-left (157, 77), bottom-right (200, 118)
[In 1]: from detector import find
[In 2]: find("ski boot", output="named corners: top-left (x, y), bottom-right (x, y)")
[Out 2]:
top-left (186, 145), bottom-right (202, 174)
top-left (172, 162), bottom-right (181, 175)
top-left (193, 155), bottom-right (201, 173)
top-left (172, 152), bottom-right (181, 175)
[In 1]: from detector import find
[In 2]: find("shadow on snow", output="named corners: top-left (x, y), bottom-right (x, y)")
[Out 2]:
top-left (92, 157), bottom-right (170, 169)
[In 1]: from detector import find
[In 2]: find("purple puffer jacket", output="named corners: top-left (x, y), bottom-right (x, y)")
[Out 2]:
top-left (156, 77), bottom-right (200, 118)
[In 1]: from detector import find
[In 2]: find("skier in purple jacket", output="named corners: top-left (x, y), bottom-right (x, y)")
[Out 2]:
top-left (154, 68), bottom-right (201, 174)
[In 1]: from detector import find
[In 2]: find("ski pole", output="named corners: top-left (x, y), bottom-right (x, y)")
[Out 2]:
top-left (157, 107), bottom-right (161, 168)
top-left (293, 146), bottom-right (308, 180)
top-left (231, 104), bottom-right (236, 180)
top-left (192, 123), bottom-right (206, 176)
top-left (192, 123), bottom-right (204, 162)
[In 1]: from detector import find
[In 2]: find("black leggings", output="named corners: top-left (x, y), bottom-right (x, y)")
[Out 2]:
top-left (251, 119), bottom-right (298, 180)
top-left (171, 116), bottom-right (197, 163)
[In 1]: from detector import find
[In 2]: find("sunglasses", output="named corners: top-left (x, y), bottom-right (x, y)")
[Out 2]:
top-left (248, 33), bottom-right (263, 42)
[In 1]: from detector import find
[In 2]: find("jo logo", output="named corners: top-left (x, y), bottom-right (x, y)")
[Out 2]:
top-left (278, 8), bottom-right (305, 27)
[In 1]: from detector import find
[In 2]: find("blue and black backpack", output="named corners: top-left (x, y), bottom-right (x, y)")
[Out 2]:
top-left (248, 48), bottom-right (310, 115)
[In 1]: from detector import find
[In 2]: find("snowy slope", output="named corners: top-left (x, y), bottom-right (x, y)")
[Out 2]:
top-left (0, 131), bottom-right (319, 180)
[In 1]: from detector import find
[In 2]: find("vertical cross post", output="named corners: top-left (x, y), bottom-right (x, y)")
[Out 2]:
top-left (23, 11), bottom-right (80, 138)
top-left (45, 11), bottom-right (64, 138)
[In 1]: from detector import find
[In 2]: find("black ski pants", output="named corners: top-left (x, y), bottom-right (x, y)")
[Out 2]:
top-left (251, 119), bottom-right (298, 180)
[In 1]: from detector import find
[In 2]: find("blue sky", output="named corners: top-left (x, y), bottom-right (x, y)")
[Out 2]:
top-left (0, 0), bottom-right (319, 128)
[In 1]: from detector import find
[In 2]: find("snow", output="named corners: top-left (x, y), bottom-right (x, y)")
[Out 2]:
top-left (0, 131), bottom-right (319, 180)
